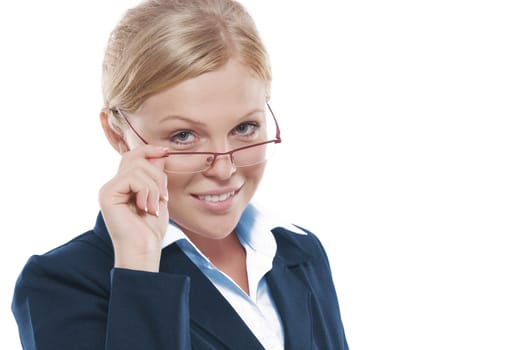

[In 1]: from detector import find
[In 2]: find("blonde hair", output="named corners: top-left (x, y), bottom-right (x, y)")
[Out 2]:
top-left (102, 0), bottom-right (272, 112)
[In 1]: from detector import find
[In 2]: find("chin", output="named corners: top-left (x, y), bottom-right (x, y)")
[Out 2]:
top-left (170, 204), bottom-right (244, 240)
top-left (205, 209), bottom-right (244, 237)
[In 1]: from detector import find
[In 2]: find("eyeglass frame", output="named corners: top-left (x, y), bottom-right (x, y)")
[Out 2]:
top-left (110, 103), bottom-right (281, 172)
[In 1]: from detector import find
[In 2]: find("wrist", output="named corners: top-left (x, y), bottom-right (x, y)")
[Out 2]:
top-left (113, 242), bottom-right (162, 273)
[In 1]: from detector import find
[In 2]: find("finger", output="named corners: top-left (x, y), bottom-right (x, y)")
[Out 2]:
top-left (119, 145), bottom-right (168, 171)
top-left (119, 146), bottom-right (169, 201)
top-left (128, 145), bottom-right (169, 200)
top-left (141, 185), bottom-right (161, 217)
top-left (127, 168), bottom-right (163, 216)
top-left (144, 145), bottom-right (169, 159)
top-left (102, 145), bottom-right (168, 216)
top-left (147, 154), bottom-right (169, 202)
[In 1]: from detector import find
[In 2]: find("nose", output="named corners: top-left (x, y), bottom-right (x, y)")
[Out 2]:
top-left (203, 153), bottom-right (237, 179)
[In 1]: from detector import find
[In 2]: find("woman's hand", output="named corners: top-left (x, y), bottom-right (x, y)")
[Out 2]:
top-left (99, 145), bottom-right (169, 272)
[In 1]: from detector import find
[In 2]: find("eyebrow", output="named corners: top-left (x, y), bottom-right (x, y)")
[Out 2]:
top-left (159, 114), bottom-right (207, 126)
top-left (158, 108), bottom-right (265, 125)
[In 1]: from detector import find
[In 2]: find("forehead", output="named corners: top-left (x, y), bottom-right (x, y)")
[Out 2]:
top-left (138, 60), bottom-right (267, 125)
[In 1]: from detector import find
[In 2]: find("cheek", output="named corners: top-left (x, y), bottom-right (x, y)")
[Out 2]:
top-left (166, 173), bottom-right (194, 218)
top-left (166, 172), bottom-right (193, 196)
top-left (243, 162), bottom-right (266, 188)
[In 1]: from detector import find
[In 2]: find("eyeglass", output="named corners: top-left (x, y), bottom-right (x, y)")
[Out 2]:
top-left (111, 104), bottom-right (281, 174)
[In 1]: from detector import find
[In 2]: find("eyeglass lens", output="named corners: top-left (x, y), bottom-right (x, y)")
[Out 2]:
top-left (164, 142), bottom-right (276, 173)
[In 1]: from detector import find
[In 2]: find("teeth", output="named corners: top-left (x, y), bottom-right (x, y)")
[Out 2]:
top-left (198, 191), bottom-right (235, 203)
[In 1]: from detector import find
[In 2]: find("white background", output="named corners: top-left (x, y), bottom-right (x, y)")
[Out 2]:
top-left (1, 1), bottom-right (524, 349)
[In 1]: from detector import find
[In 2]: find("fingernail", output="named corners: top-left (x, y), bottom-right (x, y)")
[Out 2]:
top-left (155, 200), bottom-right (160, 216)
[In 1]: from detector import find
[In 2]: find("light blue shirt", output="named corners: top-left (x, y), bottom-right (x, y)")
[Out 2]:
top-left (162, 203), bottom-right (304, 349)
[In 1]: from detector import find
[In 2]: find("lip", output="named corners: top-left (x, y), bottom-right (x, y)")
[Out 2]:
top-left (191, 186), bottom-right (242, 213)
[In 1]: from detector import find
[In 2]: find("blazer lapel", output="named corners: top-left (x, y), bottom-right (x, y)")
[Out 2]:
top-left (266, 248), bottom-right (313, 350)
top-left (160, 243), bottom-right (265, 349)
top-left (94, 213), bottom-right (315, 349)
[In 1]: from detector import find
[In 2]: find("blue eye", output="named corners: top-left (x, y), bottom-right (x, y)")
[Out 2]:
top-left (233, 122), bottom-right (258, 136)
top-left (170, 130), bottom-right (195, 144)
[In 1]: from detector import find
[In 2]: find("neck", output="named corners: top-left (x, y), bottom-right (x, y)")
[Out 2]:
top-left (187, 231), bottom-right (250, 295)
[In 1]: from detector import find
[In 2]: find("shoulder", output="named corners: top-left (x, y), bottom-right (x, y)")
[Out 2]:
top-left (11, 228), bottom-right (116, 348)
top-left (15, 229), bottom-right (113, 292)
top-left (271, 225), bottom-right (331, 266)
top-left (247, 202), bottom-right (330, 262)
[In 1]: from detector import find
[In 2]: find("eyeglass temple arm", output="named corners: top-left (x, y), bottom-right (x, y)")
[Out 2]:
top-left (113, 107), bottom-right (150, 145)
top-left (266, 103), bottom-right (281, 143)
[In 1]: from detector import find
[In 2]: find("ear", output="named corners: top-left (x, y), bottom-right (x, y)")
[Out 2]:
top-left (100, 109), bottom-right (129, 154)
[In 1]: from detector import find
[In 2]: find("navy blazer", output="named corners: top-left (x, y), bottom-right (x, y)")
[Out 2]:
top-left (12, 212), bottom-right (349, 349)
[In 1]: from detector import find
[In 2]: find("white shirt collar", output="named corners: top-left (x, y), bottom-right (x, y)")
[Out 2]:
top-left (162, 202), bottom-right (305, 250)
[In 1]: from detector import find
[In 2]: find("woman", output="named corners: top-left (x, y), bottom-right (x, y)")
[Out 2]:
top-left (12, 0), bottom-right (349, 349)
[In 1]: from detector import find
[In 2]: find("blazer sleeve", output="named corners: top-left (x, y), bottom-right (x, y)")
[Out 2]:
top-left (11, 240), bottom-right (192, 350)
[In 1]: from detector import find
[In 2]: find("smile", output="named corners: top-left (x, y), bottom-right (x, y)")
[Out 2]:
top-left (196, 190), bottom-right (237, 203)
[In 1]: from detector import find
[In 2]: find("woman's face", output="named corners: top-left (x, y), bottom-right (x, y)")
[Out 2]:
top-left (124, 60), bottom-right (269, 241)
